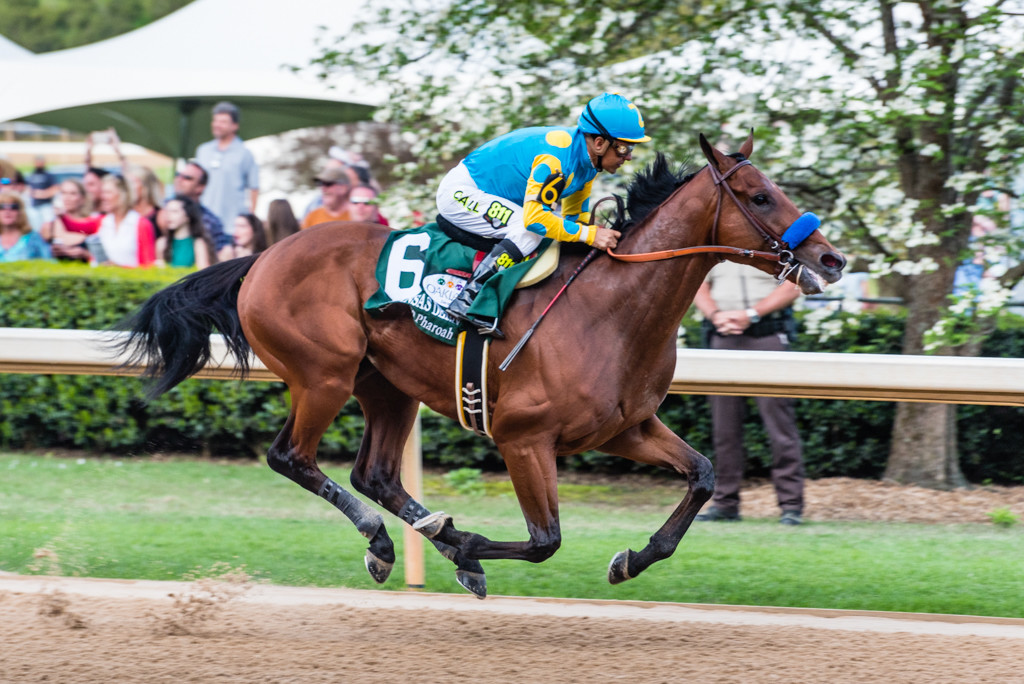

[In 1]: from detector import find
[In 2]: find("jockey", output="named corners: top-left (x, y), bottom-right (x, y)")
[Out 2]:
top-left (436, 92), bottom-right (651, 337)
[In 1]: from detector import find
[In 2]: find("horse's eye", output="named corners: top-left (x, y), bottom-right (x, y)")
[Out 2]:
top-left (752, 193), bottom-right (770, 206)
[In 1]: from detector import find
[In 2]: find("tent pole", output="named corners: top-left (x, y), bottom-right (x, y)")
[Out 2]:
top-left (178, 98), bottom-right (201, 162)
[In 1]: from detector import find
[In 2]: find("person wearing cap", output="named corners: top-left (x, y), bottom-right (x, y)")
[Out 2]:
top-left (301, 166), bottom-right (353, 229)
top-left (194, 101), bottom-right (260, 234)
top-left (435, 92), bottom-right (651, 336)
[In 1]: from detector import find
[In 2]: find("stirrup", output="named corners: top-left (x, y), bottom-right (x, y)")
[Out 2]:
top-left (468, 315), bottom-right (505, 339)
top-left (447, 301), bottom-right (504, 339)
top-left (451, 311), bottom-right (504, 339)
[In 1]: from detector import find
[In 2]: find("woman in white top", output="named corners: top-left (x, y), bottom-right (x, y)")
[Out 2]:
top-left (62, 175), bottom-right (156, 267)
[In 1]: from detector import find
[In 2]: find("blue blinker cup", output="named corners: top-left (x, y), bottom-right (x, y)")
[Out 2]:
top-left (781, 212), bottom-right (820, 249)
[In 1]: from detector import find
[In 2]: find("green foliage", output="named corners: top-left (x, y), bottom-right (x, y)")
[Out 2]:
top-left (987, 507), bottom-right (1020, 528)
top-left (0, 262), bottom-right (181, 329)
top-left (0, 0), bottom-right (195, 53)
top-left (955, 316), bottom-right (1024, 485)
top-left (443, 467), bottom-right (485, 496)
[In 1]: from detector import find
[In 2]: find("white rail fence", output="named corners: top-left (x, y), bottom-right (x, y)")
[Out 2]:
top-left (1, 327), bottom-right (1022, 405)
top-left (1, 327), bottom-right (1022, 588)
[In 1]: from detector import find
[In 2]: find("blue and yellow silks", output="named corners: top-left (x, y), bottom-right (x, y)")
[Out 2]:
top-left (463, 126), bottom-right (599, 245)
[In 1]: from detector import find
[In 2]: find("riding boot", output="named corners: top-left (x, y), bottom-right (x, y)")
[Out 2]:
top-left (447, 238), bottom-right (524, 338)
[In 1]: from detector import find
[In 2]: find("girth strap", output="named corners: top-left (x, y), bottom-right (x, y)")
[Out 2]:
top-left (455, 329), bottom-right (492, 438)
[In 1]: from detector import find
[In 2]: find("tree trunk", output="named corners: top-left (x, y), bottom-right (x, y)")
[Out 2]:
top-left (884, 402), bottom-right (967, 489)
top-left (884, 243), bottom-right (969, 489)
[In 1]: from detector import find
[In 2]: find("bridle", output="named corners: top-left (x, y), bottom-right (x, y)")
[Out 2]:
top-left (606, 157), bottom-right (807, 282)
top-left (502, 158), bottom-right (810, 369)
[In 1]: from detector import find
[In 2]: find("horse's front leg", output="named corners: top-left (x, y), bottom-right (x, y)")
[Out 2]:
top-left (595, 416), bottom-right (714, 584)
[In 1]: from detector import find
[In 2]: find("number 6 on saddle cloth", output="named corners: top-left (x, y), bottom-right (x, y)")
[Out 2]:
top-left (364, 222), bottom-right (560, 345)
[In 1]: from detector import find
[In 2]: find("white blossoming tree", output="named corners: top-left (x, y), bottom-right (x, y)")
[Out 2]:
top-left (310, 0), bottom-right (1024, 488)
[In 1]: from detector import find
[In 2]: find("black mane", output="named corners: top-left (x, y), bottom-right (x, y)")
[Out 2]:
top-left (610, 153), bottom-right (700, 234)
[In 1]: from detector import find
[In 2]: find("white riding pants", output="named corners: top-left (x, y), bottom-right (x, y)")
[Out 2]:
top-left (435, 162), bottom-right (544, 257)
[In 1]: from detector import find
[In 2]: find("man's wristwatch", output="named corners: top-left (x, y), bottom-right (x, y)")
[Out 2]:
top-left (745, 307), bottom-right (761, 323)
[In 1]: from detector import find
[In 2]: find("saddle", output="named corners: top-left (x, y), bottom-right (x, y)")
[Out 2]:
top-left (365, 221), bottom-right (557, 345)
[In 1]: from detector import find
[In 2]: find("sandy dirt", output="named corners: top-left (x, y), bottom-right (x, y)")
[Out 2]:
top-left (3, 571), bottom-right (1024, 683)
top-left (4, 477), bottom-right (1024, 683)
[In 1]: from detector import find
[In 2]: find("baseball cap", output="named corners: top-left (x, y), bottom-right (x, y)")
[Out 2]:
top-left (313, 166), bottom-right (351, 185)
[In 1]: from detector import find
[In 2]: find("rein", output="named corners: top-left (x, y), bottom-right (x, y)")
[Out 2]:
top-left (606, 159), bottom-right (800, 281)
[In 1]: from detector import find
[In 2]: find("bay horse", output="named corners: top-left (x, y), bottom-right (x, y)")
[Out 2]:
top-left (119, 133), bottom-right (845, 598)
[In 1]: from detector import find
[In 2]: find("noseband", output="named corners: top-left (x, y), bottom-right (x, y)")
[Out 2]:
top-left (607, 158), bottom-right (817, 282)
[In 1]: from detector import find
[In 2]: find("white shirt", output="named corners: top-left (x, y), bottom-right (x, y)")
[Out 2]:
top-left (99, 210), bottom-right (142, 267)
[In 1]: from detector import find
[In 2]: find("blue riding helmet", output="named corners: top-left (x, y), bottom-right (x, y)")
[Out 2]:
top-left (577, 93), bottom-right (652, 144)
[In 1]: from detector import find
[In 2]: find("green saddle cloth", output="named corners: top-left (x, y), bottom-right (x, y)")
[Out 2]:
top-left (365, 223), bottom-right (552, 345)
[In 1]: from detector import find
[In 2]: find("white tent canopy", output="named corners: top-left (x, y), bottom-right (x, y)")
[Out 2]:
top-left (0, 33), bottom-right (32, 59)
top-left (0, 0), bottom-right (383, 158)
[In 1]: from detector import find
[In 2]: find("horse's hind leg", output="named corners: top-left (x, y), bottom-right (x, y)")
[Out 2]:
top-left (351, 370), bottom-right (488, 598)
top-left (426, 438), bottom-right (564, 565)
top-left (595, 416), bottom-right (714, 584)
top-left (267, 379), bottom-right (396, 584)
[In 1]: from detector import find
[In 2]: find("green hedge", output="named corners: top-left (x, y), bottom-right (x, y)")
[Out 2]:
top-left (1, 263), bottom-right (1022, 483)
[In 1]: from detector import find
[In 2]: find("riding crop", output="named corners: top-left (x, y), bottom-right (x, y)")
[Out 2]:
top-left (499, 247), bottom-right (600, 371)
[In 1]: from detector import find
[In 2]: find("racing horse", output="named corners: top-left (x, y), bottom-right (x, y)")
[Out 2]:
top-left (118, 133), bottom-right (845, 598)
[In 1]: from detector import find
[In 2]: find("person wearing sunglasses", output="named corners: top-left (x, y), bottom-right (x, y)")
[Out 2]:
top-left (348, 185), bottom-right (389, 227)
top-left (162, 160), bottom-right (232, 259)
top-left (0, 192), bottom-right (52, 262)
top-left (435, 92), bottom-right (651, 336)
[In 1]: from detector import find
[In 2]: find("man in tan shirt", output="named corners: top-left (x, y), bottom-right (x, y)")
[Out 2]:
top-left (692, 260), bottom-right (805, 525)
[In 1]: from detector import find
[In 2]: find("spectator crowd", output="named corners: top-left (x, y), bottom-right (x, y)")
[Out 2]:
top-left (0, 101), bottom-right (390, 267)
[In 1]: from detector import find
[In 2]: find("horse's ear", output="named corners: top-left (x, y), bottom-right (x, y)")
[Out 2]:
top-left (698, 133), bottom-right (721, 170)
top-left (738, 129), bottom-right (754, 159)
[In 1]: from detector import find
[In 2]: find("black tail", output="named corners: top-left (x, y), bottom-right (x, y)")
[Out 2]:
top-left (114, 255), bottom-right (260, 398)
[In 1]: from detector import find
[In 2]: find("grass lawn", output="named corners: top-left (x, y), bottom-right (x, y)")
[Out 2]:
top-left (2, 452), bottom-right (1022, 618)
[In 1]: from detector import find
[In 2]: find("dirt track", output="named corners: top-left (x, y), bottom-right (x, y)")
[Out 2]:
top-left (3, 573), bottom-right (1024, 683)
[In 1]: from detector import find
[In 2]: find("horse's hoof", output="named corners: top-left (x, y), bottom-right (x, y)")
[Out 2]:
top-left (412, 511), bottom-right (452, 539)
top-left (456, 569), bottom-right (487, 599)
top-left (365, 550), bottom-right (394, 584)
top-left (607, 550), bottom-right (633, 585)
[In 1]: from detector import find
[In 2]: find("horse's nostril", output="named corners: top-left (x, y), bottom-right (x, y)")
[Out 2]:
top-left (821, 253), bottom-right (844, 270)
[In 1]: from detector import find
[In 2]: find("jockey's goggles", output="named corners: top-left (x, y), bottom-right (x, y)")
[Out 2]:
top-left (612, 141), bottom-right (635, 157)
